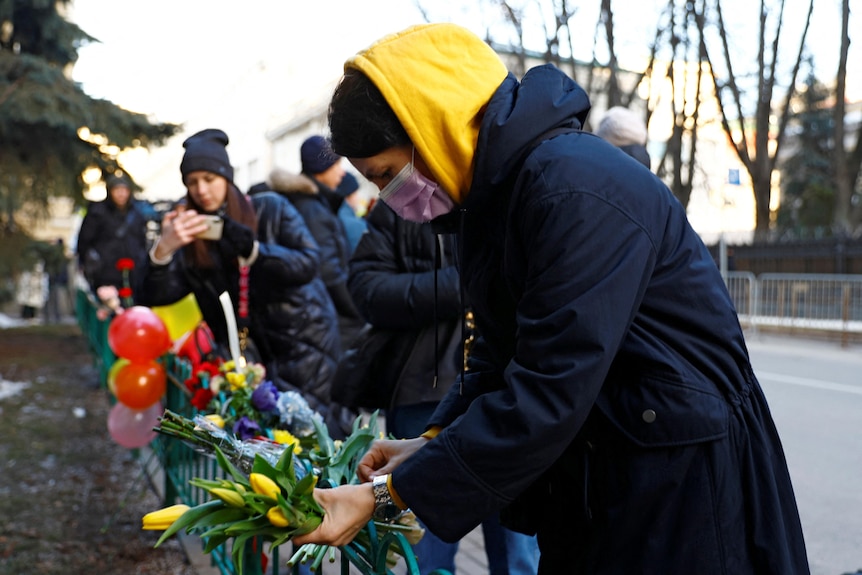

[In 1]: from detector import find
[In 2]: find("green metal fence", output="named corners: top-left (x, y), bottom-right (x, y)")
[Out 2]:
top-left (75, 286), bottom-right (116, 388)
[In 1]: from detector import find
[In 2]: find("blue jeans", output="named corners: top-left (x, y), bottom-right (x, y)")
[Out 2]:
top-left (481, 513), bottom-right (540, 575)
top-left (387, 403), bottom-right (539, 575)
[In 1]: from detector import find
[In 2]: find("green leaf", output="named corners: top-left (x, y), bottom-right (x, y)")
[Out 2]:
top-left (214, 444), bottom-right (249, 484)
top-left (232, 533), bottom-right (247, 575)
top-left (243, 498), bottom-right (270, 516)
top-left (223, 515), bottom-right (271, 536)
top-left (275, 441), bottom-right (296, 481)
top-left (203, 532), bottom-right (231, 553)
top-left (188, 478), bottom-right (225, 491)
top-left (198, 526), bottom-right (227, 541)
top-left (269, 532), bottom-right (293, 548)
top-left (191, 507), bottom-right (249, 528)
top-left (311, 416), bottom-right (335, 460)
top-left (290, 472), bottom-right (317, 501)
top-left (290, 514), bottom-right (323, 537)
top-left (252, 453), bottom-right (292, 496)
top-left (325, 433), bottom-right (374, 486)
top-left (275, 493), bottom-right (301, 525)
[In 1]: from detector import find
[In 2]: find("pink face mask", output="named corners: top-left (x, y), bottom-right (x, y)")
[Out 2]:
top-left (378, 149), bottom-right (455, 223)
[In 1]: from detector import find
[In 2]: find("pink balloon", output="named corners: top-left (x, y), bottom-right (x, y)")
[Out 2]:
top-left (107, 402), bottom-right (162, 449)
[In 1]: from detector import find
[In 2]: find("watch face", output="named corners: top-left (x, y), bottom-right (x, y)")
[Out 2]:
top-left (374, 503), bottom-right (401, 522)
top-left (372, 474), bottom-right (401, 522)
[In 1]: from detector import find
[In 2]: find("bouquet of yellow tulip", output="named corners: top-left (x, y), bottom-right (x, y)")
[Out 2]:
top-left (143, 441), bottom-right (321, 570)
top-left (145, 409), bottom-right (425, 574)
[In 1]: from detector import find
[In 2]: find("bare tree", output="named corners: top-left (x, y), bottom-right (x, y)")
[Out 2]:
top-left (644, 0), bottom-right (709, 208)
top-left (696, 0), bottom-right (814, 240)
top-left (832, 0), bottom-right (862, 233)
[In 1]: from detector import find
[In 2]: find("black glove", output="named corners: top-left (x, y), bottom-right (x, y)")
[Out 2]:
top-left (220, 216), bottom-right (255, 259)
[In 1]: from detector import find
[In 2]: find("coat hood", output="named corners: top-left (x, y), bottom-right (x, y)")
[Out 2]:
top-left (345, 23), bottom-right (508, 204)
top-left (470, 65), bottom-right (591, 199)
top-left (267, 168), bottom-right (318, 196)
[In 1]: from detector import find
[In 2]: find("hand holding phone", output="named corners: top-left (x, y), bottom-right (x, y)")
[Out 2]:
top-left (195, 215), bottom-right (224, 240)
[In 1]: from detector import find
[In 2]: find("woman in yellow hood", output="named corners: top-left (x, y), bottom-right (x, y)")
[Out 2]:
top-left (295, 22), bottom-right (809, 575)
top-left (327, 23), bottom-right (508, 217)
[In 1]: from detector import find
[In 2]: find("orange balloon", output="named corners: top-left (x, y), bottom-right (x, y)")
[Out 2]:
top-left (114, 361), bottom-right (167, 409)
top-left (106, 358), bottom-right (131, 396)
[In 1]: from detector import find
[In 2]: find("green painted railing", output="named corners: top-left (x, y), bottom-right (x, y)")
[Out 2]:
top-left (75, 288), bottom-right (438, 575)
top-left (74, 286), bottom-right (116, 388)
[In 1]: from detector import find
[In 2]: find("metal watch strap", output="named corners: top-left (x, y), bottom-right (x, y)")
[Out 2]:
top-left (371, 474), bottom-right (401, 522)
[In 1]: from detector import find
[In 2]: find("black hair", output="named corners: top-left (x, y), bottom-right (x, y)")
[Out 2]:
top-left (328, 70), bottom-right (410, 158)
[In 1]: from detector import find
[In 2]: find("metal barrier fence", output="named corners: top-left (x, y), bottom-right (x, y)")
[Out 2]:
top-left (74, 282), bottom-right (116, 387)
top-left (723, 272), bottom-right (862, 344)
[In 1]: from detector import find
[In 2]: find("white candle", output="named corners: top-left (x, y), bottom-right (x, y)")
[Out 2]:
top-left (218, 291), bottom-right (241, 367)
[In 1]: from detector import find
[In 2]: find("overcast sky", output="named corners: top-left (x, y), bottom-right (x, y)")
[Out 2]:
top-left (69, 0), bottom-right (857, 126)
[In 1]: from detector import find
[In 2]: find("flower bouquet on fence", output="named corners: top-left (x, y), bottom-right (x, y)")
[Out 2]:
top-left (182, 357), bottom-right (320, 440)
top-left (144, 409), bottom-right (425, 574)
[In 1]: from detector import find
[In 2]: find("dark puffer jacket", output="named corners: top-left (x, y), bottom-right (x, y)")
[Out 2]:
top-left (139, 192), bottom-right (340, 414)
top-left (347, 201), bottom-right (462, 411)
top-left (267, 169), bottom-right (361, 342)
top-left (76, 198), bottom-right (150, 296)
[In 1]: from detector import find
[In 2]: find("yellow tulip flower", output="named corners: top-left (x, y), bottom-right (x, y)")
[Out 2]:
top-left (142, 504), bottom-right (190, 530)
top-left (266, 506), bottom-right (290, 528)
top-left (250, 473), bottom-right (281, 500)
top-left (210, 487), bottom-right (246, 508)
top-left (203, 414), bottom-right (225, 428)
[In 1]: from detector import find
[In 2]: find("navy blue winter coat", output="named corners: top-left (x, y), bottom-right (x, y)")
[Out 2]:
top-left (393, 65), bottom-right (810, 574)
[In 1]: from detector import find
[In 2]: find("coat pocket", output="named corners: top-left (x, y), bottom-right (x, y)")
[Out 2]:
top-left (595, 373), bottom-right (729, 448)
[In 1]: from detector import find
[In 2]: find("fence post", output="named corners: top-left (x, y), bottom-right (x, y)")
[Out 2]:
top-left (842, 283), bottom-right (851, 348)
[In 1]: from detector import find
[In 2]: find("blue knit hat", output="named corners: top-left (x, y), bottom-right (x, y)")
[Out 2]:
top-left (180, 128), bottom-right (234, 182)
top-left (334, 172), bottom-right (359, 197)
top-left (300, 135), bottom-right (341, 174)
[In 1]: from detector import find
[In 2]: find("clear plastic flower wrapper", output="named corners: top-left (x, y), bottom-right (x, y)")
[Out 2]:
top-left (156, 410), bottom-right (309, 475)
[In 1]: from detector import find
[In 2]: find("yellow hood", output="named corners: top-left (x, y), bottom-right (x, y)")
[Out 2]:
top-left (346, 23), bottom-right (508, 204)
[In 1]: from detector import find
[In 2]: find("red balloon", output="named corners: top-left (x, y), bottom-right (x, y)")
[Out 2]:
top-left (114, 361), bottom-right (167, 409)
top-left (107, 402), bottom-right (162, 449)
top-left (108, 306), bottom-right (171, 362)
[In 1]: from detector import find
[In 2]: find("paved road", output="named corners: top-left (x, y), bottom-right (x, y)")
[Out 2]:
top-left (746, 332), bottom-right (862, 575)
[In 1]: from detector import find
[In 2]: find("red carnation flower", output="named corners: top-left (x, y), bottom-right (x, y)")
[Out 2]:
top-left (184, 377), bottom-right (200, 392)
top-left (190, 387), bottom-right (214, 411)
top-left (116, 258), bottom-right (135, 271)
top-left (198, 361), bottom-right (221, 378)
top-left (118, 287), bottom-right (133, 299)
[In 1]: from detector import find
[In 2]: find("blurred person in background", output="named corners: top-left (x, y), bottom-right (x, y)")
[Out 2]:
top-left (333, 172), bottom-right (368, 253)
top-left (263, 136), bottom-right (363, 351)
top-left (43, 238), bottom-right (71, 324)
top-left (76, 174), bottom-right (149, 300)
top-left (16, 259), bottom-right (47, 320)
top-left (595, 105), bottom-right (651, 169)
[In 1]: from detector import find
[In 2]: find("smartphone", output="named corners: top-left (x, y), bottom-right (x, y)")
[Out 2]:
top-left (195, 215), bottom-right (224, 240)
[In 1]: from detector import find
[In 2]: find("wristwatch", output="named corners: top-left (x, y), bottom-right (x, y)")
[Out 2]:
top-left (371, 474), bottom-right (402, 522)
